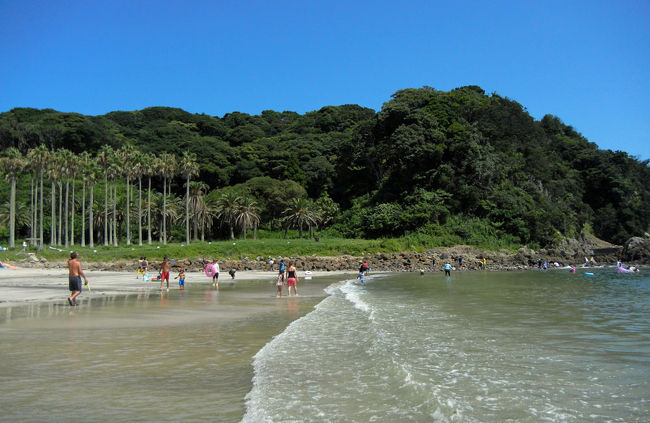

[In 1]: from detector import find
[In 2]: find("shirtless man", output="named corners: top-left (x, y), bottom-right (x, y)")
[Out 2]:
top-left (67, 251), bottom-right (88, 306)
top-left (160, 257), bottom-right (171, 292)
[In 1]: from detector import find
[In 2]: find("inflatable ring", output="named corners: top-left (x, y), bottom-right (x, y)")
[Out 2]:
top-left (205, 264), bottom-right (216, 277)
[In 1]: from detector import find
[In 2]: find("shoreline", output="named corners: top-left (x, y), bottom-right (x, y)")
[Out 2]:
top-left (6, 247), bottom-right (641, 274)
top-left (0, 268), bottom-right (355, 309)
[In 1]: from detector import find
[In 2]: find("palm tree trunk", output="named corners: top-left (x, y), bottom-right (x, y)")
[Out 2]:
top-left (64, 178), bottom-right (69, 247)
top-left (50, 182), bottom-right (56, 245)
top-left (103, 175), bottom-right (108, 246)
top-left (185, 175), bottom-right (190, 245)
top-left (113, 183), bottom-right (118, 246)
top-left (253, 222), bottom-right (257, 240)
top-left (138, 177), bottom-right (142, 246)
top-left (58, 182), bottom-right (62, 245)
top-left (30, 177), bottom-right (35, 246)
top-left (70, 179), bottom-right (75, 246)
top-left (147, 176), bottom-right (152, 245)
top-left (81, 183), bottom-right (86, 247)
top-left (89, 184), bottom-right (94, 248)
top-left (9, 176), bottom-right (16, 248)
top-left (38, 172), bottom-right (43, 251)
top-left (163, 176), bottom-right (167, 245)
top-left (126, 175), bottom-right (130, 245)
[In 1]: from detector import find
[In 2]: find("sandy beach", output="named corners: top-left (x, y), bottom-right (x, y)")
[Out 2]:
top-left (0, 267), bottom-right (354, 308)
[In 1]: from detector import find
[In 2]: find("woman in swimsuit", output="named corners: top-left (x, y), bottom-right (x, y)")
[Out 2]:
top-left (286, 261), bottom-right (299, 296)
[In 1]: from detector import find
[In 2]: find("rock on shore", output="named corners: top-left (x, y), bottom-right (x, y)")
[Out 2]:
top-left (15, 235), bottom-right (647, 273)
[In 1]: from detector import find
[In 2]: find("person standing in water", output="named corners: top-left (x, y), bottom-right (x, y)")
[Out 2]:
top-left (286, 261), bottom-right (299, 296)
top-left (67, 251), bottom-right (88, 306)
top-left (444, 262), bottom-right (452, 277)
top-left (175, 268), bottom-right (186, 290)
top-left (136, 257), bottom-right (143, 279)
top-left (211, 259), bottom-right (220, 288)
top-left (160, 257), bottom-right (171, 292)
top-left (276, 271), bottom-right (284, 297)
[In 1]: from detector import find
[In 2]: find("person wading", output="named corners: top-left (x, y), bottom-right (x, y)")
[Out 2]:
top-left (67, 252), bottom-right (88, 306)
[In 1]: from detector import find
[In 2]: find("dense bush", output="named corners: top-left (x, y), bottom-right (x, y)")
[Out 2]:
top-left (1, 86), bottom-right (648, 247)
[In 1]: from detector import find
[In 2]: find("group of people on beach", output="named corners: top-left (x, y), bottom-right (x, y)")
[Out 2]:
top-left (275, 259), bottom-right (299, 297)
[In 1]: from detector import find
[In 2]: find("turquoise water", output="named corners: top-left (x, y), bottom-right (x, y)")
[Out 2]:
top-left (244, 269), bottom-right (650, 422)
top-left (1, 270), bottom-right (648, 422)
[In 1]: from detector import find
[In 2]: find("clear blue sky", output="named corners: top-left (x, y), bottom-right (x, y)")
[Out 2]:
top-left (1, 0), bottom-right (648, 159)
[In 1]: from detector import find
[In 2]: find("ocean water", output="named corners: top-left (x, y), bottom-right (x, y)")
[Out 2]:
top-left (243, 269), bottom-right (650, 422)
top-left (1, 270), bottom-right (648, 422)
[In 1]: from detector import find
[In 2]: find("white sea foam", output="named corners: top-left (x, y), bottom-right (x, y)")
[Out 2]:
top-left (244, 271), bottom-right (650, 422)
top-left (243, 279), bottom-right (355, 422)
top-left (338, 280), bottom-right (374, 318)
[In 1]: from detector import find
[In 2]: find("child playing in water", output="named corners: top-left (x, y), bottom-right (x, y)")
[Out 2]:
top-left (276, 272), bottom-right (284, 297)
top-left (175, 268), bottom-right (186, 290)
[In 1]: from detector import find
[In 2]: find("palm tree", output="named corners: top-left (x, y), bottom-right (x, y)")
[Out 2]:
top-left (106, 157), bottom-right (121, 246)
top-left (159, 153), bottom-right (176, 245)
top-left (117, 145), bottom-right (136, 245)
top-left (130, 152), bottom-right (146, 246)
top-left (86, 161), bottom-right (99, 248)
top-left (149, 191), bottom-right (182, 242)
top-left (187, 181), bottom-right (210, 241)
top-left (180, 152), bottom-right (199, 245)
top-left (143, 153), bottom-right (156, 245)
top-left (69, 152), bottom-right (80, 246)
top-left (0, 201), bottom-right (30, 237)
top-left (78, 152), bottom-right (88, 246)
top-left (235, 198), bottom-right (260, 239)
top-left (0, 148), bottom-right (25, 248)
top-left (45, 152), bottom-right (61, 246)
top-left (215, 192), bottom-right (241, 240)
top-left (78, 152), bottom-right (92, 247)
top-left (281, 198), bottom-right (320, 239)
top-left (97, 146), bottom-right (113, 246)
top-left (27, 145), bottom-right (48, 250)
top-left (57, 149), bottom-right (74, 247)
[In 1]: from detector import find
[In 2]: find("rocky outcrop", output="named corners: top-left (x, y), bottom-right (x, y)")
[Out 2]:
top-left (622, 236), bottom-right (650, 264)
top-left (13, 235), bottom-right (643, 272)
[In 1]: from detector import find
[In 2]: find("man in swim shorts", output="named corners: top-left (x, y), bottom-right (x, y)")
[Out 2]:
top-left (160, 257), bottom-right (171, 292)
top-left (67, 251), bottom-right (88, 306)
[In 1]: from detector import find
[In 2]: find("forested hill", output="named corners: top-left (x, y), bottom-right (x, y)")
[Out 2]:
top-left (1, 85), bottom-right (649, 246)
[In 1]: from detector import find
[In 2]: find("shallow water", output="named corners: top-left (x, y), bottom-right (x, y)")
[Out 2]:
top-left (0, 278), bottom-right (334, 423)
top-left (2, 270), bottom-right (649, 422)
top-left (244, 269), bottom-right (650, 422)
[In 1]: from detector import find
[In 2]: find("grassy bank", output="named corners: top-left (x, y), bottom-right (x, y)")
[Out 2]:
top-left (1, 230), bottom-right (521, 265)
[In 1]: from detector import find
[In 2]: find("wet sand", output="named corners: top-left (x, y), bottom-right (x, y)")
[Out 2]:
top-left (0, 268), bottom-right (354, 308)
top-left (0, 268), bottom-right (357, 422)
